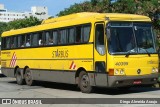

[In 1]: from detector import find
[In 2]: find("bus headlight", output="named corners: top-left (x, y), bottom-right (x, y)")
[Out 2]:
top-left (152, 67), bottom-right (158, 73)
top-left (115, 69), bottom-right (119, 75)
top-left (120, 69), bottom-right (125, 75)
top-left (152, 68), bottom-right (155, 73)
top-left (114, 69), bottom-right (125, 75)
top-left (155, 68), bottom-right (158, 73)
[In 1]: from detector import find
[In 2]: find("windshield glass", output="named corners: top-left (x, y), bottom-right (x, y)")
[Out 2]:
top-left (134, 23), bottom-right (156, 53)
top-left (107, 22), bottom-right (156, 55)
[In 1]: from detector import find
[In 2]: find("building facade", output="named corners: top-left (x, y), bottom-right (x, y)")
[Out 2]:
top-left (0, 4), bottom-right (49, 22)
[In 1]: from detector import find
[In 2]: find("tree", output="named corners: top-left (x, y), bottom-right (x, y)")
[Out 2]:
top-left (56, 0), bottom-right (160, 39)
top-left (0, 16), bottom-right (41, 33)
top-left (0, 16), bottom-right (42, 41)
top-left (0, 22), bottom-right (7, 35)
top-left (91, 0), bottom-right (98, 6)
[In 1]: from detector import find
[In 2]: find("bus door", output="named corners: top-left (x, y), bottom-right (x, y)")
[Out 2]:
top-left (94, 23), bottom-right (107, 86)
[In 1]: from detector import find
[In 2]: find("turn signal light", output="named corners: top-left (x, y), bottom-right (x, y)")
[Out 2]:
top-left (109, 69), bottom-right (114, 76)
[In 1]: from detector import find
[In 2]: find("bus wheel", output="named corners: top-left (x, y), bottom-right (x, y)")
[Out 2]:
top-left (79, 71), bottom-right (92, 93)
top-left (24, 68), bottom-right (34, 86)
top-left (16, 68), bottom-right (25, 85)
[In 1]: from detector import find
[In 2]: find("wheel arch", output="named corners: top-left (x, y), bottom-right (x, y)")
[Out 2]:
top-left (14, 66), bottom-right (29, 78)
top-left (75, 67), bottom-right (87, 84)
top-left (14, 66), bottom-right (19, 77)
top-left (23, 66), bottom-right (29, 75)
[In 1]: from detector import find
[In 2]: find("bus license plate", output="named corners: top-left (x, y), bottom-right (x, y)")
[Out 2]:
top-left (133, 80), bottom-right (142, 84)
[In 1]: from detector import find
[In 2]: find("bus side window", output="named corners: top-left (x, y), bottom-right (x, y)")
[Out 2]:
top-left (60, 29), bottom-right (67, 44)
top-left (75, 26), bottom-right (82, 43)
top-left (6, 37), bottom-right (11, 49)
top-left (17, 36), bottom-right (21, 48)
top-left (83, 25), bottom-right (91, 43)
top-left (26, 34), bottom-right (31, 47)
top-left (68, 27), bottom-right (75, 44)
top-left (2, 37), bottom-right (7, 49)
top-left (11, 36), bottom-right (17, 48)
top-left (45, 31), bottom-right (53, 45)
top-left (38, 32), bottom-right (43, 46)
top-left (57, 30), bottom-right (61, 44)
top-left (53, 30), bottom-right (58, 45)
top-left (18, 35), bottom-right (25, 48)
top-left (31, 33), bottom-right (38, 47)
top-left (2, 38), bottom-right (6, 49)
top-left (95, 24), bottom-right (105, 55)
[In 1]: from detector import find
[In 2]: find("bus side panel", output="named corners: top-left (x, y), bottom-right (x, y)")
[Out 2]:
top-left (1, 68), bottom-right (15, 77)
top-left (31, 69), bottom-right (76, 84)
top-left (1, 44), bottom-right (94, 86)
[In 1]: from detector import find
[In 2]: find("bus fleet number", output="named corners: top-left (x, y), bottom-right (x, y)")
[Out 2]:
top-left (115, 62), bottom-right (128, 66)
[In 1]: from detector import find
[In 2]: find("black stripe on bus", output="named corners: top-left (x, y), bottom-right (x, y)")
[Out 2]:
top-left (1, 67), bottom-right (96, 73)
top-left (1, 58), bottom-right (94, 61)
top-left (1, 42), bottom-right (94, 50)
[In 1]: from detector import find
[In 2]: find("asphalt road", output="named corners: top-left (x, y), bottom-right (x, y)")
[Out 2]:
top-left (0, 75), bottom-right (160, 107)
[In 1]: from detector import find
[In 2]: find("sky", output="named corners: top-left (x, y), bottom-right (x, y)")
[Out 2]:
top-left (0, 0), bottom-right (90, 16)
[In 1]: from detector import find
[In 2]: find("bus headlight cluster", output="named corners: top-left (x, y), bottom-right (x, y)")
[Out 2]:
top-left (115, 69), bottom-right (119, 75)
top-left (114, 69), bottom-right (125, 75)
top-left (152, 67), bottom-right (158, 73)
top-left (120, 69), bottom-right (125, 75)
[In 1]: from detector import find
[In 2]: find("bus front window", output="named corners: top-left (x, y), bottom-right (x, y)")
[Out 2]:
top-left (108, 22), bottom-right (136, 54)
top-left (134, 23), bottom-right (156, 53)
top-left (107, 22), bottom-right (156, 55)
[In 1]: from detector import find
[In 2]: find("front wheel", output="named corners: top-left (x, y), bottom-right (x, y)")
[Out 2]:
top-left (79, 71), bottom-right (93, 93)
top-left (24, 68), bottom-right (34, 86)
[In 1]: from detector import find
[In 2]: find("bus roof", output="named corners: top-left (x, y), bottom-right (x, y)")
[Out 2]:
top-left (42, 12), bottom-right (151, 24)
top-left (2, 12), bottom-right (151, 37)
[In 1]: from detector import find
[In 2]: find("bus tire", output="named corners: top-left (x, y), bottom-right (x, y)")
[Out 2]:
top-left (79, 71), bottom-right (92, 93)
top-left (24, 68), bottom-right (34, 86)
top-left (16, 68), bottom-right (25, 85)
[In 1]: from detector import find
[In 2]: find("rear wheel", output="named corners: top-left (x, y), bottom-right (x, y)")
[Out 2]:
top-left (24, 68), bottom-right (34, 86)
top-left (79, 71), bottom-right (92, 93)
top-left (16, 68), bottom-right (25, 85)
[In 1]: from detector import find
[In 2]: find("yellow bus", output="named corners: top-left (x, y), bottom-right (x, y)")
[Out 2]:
top-left (1, 12), bottom-right (159, 93)
top-left (0, 42), bottom-right (1, 73)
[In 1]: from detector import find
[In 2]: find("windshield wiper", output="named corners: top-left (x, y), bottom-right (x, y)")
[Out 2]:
top-left (125, 51), bottom-right (131, 57)
top-left (125, 49), bottom-right (136, 57)
top-left (139, 48), bottom-right (151, 57)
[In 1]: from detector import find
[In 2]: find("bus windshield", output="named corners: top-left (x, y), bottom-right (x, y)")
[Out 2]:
top-left (107, 22), bottom-right (156, 55)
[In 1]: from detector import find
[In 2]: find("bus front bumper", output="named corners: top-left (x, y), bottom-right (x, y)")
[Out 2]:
top-left (108, 73), bottom-right (159, 87)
